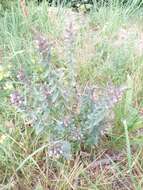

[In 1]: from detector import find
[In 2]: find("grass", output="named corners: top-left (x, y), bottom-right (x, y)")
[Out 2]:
top-left (1, 0), bottom-right (143, 189)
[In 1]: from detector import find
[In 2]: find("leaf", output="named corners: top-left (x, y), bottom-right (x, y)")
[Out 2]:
top-left (55, 121), bottom-right (65, 136)
top-left (124, 75), bottom-right (133, 113)
top-left (34, 183), bottom-right (43, 190)
top-left (61, 141), bottom-right (71, 160)
top-left (86, 134), bottom-right (99, 146)
top-left (131, 136), bottom-right (143, 145)
top-left (0, 134), bottom-right (7, 144)
top-left (52, 91), bottom-right (59, 103)
top-left (34, 124), bottom-right (44, 135)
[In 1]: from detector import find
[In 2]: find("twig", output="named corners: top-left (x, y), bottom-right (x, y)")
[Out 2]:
top-left (20, 0), bottom-right (29, 17)
top-left (86, 153), bottom-right (123, 170)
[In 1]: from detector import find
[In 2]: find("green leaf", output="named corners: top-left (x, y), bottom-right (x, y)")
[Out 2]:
top-left (34, 183), bottom-right (43, 190)
top-left (62, 141), bottom-right (71, 160)
top-left (132, 136), bottom-right (143, 145)
top-left (124, 75), bottom-right (133, 113)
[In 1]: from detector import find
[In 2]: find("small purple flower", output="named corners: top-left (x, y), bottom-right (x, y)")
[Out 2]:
top-left (106, 85), bottom-right (127, 108)
top-left (43, 86), bottom-right (51, 99)
top-left (70, 128), bottom-right (83, 141)
top-left (10, 91), bottom-right (23, 107)
top-left (48, 141), bottom-right (71, 160)
top-left (17, 69), bottom-right (26, 82)
top-left (34, 33), bottom-right (52, 57)
top-left (48, 142), bottom-right (64, 159)
top-left (64, 22), bottom-right (75, 44)
top-left (63, 116), bottom-right (71, 127)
